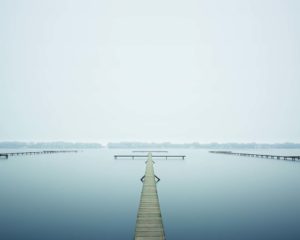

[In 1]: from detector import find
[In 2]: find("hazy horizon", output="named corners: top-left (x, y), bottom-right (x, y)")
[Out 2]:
top-left (1, 0), bottom-right (299, 143)
top-left (2, 140), bottom-right (300, 145)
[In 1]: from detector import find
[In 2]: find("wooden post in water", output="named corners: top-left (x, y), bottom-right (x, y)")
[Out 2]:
top-left (134, 153), bottom-right (165, 240)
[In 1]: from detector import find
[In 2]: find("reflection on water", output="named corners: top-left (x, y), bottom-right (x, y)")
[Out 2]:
top-left (0, 149), bottom-right (300, 240)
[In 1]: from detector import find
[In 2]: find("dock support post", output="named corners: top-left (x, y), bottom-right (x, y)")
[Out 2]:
top-left (155, 175), bottom-right (160, 182)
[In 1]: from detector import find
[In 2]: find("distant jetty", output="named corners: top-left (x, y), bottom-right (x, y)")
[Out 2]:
top-left (210, 151), bottom-right (300, 161)
top-left (0, 150), bottom-right (77, 159)
top-left (132, 150), bottom-right (168, 153)
top-left (114, 154), bottom-right (185, 160)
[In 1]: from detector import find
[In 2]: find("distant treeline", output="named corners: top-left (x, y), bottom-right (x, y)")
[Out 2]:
top-left (0, 142), bottom-right (103, 149)
top-left (1, 141), bottom-right (300, 149)
top-left (107, 142), bottom-right (300, 149)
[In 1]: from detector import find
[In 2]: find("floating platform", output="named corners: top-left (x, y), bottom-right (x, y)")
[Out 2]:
top-left (210, 151), bottom-right (300, 161)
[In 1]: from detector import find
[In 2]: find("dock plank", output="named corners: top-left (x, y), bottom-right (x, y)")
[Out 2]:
top-left (134, 153), bottom-right (165, 240)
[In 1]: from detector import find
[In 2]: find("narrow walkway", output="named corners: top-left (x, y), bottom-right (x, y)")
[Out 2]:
top-left (134, 153), bottom-right (165, 240)
top-left (0, 150), bottom-right (77, 159)
top-left (209, 151), bottom-right (300, 161)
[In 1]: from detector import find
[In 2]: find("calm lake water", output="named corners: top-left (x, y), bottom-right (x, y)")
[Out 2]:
top-left (1, 149), bottom-right (300, 240)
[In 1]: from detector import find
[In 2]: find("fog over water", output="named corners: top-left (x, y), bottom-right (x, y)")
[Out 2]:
top-left (0, 149), bottom-right (300, 240)
top-left (1, 1), bottom-right (300, 238)
top-left (1, 0), bottom-right (300, 143)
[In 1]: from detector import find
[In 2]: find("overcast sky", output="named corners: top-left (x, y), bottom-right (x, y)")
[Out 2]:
top-left (0, 0), bottom-right (299, 143)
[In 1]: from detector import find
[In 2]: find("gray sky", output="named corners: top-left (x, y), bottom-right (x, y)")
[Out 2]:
top-left (0, 0), bottom-right (299, 143)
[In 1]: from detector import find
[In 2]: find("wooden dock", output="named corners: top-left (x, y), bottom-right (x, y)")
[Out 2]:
top-left (134, 153), bottom-right (165, 240)
top-left (114, 154), bottom-right (185, 160)
top-left (210, 151), bottom-right (300, 161)
top-left (132, 151), bottom-right (169, 153)
top-left (0, 150), bottom-right (78, 159)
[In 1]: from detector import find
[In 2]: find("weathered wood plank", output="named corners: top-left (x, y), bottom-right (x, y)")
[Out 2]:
top-left (134, 153), bottom-right (165, 240)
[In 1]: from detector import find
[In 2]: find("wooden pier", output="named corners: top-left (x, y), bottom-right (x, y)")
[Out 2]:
top-left (114, 154), bottom-right (185, 160)
top-left (0, 150), bottom-right (77, 159)
top-left (135, 153), bottom-right (165, 240)
top-left (132, 151), bottom-right (169, 153)
top-left (0, 154), bottom-right (9, 159)
top-left (210, 151), bottom-right (300, 161)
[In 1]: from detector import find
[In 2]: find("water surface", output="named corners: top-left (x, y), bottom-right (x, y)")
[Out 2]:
top-left (0, 149), bottom-right (300, 239)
